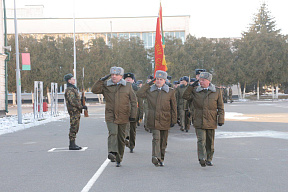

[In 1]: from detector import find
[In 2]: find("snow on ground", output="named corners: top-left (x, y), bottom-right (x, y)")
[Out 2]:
top-left (0, 111), bottom-right (69, 136)
top-left (225, 112), bottom-right (252, 120)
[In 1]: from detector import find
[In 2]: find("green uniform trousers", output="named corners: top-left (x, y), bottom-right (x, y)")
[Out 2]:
top-left (179, 109), bottom-right (185, 128)
top-left (125, 121), bottom-right (137, 149)
top-left (69, 112), bottom-right (81, 141)
top-left (195, 128), bottom-right (215, 161)
top-left (143, 102), bottom-right (148, 128)
top-left (106, 122), bottom-right (127, 162)
top-left (152, 129), bottom-right (169, 162)
top-left (184, 110), bottom-right (191, 131)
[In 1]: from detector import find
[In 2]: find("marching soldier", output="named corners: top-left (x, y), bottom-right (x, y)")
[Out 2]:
top-left (166, 75), bottom-right (172, 87)
top-left (143, 75), bottom-right (154, 132)
top-left (137, 70), bottom-right (177, 167)
top-left (195, 69), bottom-right (206, 80)
top-left (64, 73), bottom-right (88, 150)
top-left (176, 76), bottom-right (190, 132)
top-left (173, 81), bottom-right (180, 89)
top-left (92, 67), bottom-right (137, 167)
top-left (136, 80), bottom-right (144, 127)
top-left (183, 72), bottom-right (224, 167)
top-left (229, 86), bottom-right (233, 103)
top-left (123, 73), bottom-right (143, 153)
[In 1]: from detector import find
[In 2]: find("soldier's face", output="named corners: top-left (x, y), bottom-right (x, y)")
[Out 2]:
top-left (180, 80), bottom-right (188, 86)
top-left (199, 78), bottom-right (210, 88)
top-left (68, 77), bottom-right (75, 85)
top-left (125, 77), bottom-right (134, 83)
top-left (111, 74), bottom-right (122, 83)
top-left (155, 78), bottom-right (165, 87)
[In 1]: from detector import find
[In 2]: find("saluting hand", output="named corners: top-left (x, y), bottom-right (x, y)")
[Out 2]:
top-left (100, 74), bottom-right (111, 81)
top-left (148, 78), bottom-right (156, 85)
top-left (190, 80), bottom-right (199, 87)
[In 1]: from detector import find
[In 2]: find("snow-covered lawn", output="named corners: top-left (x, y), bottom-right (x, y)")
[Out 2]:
top-left (0, 111), bottom-right (69, 136)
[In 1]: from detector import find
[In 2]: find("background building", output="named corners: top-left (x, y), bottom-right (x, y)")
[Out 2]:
top-left (6, 6), bottom-right (190, 49)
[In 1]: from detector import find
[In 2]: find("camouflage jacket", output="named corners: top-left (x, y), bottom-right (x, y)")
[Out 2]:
top-left (64, 84), bottom-right (82, 114)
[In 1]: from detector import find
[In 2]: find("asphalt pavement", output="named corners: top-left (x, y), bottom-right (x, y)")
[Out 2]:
top-left (1, 100), bottom-right (288, 192)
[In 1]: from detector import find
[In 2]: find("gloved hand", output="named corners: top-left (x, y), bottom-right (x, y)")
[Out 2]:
top-left (148, 78), bottom-right (156, 85)
top-left (82, 105), bottom-right (88, 110)
top-left (170, 123), bottom-right (175, 127)
top-left (100, 74), bottom-right (111, 81)
top-left (218, 123), bottom-right (223, 126)
top-left (129, 117), bottom-right (136, 122)
top-left (190, 80), bottom-right (199, 87)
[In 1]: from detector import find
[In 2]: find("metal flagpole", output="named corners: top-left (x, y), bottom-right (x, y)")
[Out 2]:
top-left (73, 0), bottom-right (77, 87)
top-left (13, 0), bottom-right (22, 124)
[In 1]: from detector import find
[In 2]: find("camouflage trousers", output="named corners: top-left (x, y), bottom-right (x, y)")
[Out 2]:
top-left (69, 112), bottom-right (81, 141)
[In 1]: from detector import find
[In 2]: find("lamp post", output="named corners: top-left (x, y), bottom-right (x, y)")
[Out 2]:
top-left (13, 0), bottom-right (22, 124)
top-left (73, 0), bottom-right (77, 87)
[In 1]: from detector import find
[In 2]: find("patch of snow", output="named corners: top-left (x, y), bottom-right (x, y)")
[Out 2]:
top-left (225, 112), bottom-right (252, 120)
top-left (0, 111), bottom-right (69, 136)
top-left (216, 130), bottom-right (288, 140)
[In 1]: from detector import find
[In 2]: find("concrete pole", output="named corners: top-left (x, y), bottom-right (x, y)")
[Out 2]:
top-left (14, 0), bottom-right (22, 123)
top-left (73, 0), bottom-right (77, 87)
top-left (0, 1), bottom-right (7, 117)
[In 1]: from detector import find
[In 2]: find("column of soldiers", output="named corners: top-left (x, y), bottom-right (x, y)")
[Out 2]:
top-left (63, 66), bottom-right (224, 168)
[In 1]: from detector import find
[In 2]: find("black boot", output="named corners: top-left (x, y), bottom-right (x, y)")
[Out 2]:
top-left (69, 140), bottom-right (82, 150)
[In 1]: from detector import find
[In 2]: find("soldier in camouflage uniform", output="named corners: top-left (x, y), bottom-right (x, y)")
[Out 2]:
top-left (64, 73), bottom-right (88, 150)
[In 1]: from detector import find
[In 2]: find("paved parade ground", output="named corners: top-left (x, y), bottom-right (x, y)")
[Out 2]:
top-left (1, 101), bottom-right (288, 192)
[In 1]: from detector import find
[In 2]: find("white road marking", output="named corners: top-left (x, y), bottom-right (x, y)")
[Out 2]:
top-left (81, 158), bottom-right (110, 192)
top-left (47, 147), bottom-right (88, 152)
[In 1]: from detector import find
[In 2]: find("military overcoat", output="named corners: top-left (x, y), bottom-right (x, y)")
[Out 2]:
top-left (136, 83), bottom-right (177, 130)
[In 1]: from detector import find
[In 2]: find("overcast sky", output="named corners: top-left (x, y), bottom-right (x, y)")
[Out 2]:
top-left (5, 0), bottom-right (288, 38)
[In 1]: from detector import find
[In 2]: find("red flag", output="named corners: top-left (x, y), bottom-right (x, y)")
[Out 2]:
top-left (154, 4), bottom-right (167, 77)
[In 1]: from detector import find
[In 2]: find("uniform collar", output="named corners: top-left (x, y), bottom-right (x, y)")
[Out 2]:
top-left (107, 79), bottom-right (127, 86)
top-left (196, 83), bottom-right (216, 93)
top-left (150, 84), bottom-right (169, 93)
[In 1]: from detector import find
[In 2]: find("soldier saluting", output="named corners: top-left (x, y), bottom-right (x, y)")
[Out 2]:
top-left (92, 67), bottom-right (137, 167)
top-left (137, 70), bottom-right (177, 167)
top-left (183, 72), bottom-right (224, 167)
top-left (64, 73), bottom-right (88, 150)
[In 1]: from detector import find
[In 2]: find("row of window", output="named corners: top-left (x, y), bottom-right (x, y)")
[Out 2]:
top-left (96, 31), bottom-right (185, 48)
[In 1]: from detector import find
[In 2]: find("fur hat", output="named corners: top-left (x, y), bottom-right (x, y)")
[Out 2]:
top-left (199, 72), bottom-right (212, 82)
top-left (182, 76), bottom-right (189, 82)
top-left (195, 69), bottom-right (206, 75)
top-left (110, 66), bottom-right (124, 76)
top-left (124, 72), bottom-right (135, 80)
top-left (155, 70), bottom-right (167, 80)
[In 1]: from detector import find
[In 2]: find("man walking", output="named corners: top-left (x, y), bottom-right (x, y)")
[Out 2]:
top-left (183, 72), bottom-right (224, 167)
top-left (137, 70), bottom-right (177, 167)
top-left (92, 67), bottom-right (137, 167)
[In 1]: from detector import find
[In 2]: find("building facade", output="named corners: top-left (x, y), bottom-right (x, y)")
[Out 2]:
top-left (6, 10), bottom-right (190, 49)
